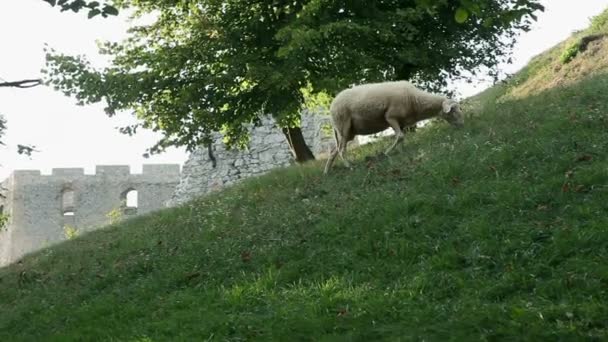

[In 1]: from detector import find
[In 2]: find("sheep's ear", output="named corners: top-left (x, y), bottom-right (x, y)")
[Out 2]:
top-left (442, 100), bottom-right (457, 113)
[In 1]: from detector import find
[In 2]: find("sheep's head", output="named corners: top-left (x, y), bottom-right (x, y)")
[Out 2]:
top-left (440, 99), bottom-right (464, 128)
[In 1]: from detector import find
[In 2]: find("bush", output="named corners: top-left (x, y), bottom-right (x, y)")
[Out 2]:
top-left (560, 40), bottom-right (582, 64)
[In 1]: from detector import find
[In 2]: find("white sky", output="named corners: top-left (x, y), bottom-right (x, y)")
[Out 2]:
top-left (1, 0), bottom-right (607, 180)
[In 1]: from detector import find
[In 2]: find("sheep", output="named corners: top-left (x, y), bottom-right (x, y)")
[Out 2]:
top-left (323, 81), bottom-right (464, 174)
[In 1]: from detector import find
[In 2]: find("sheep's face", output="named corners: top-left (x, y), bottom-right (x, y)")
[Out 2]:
top-left (440, 100), bottom-right (464, 128)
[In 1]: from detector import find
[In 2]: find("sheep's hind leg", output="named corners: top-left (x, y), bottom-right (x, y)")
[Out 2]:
top-left (324, 146), bottom-right (340, 174)
top-left (384, 118), bottom-right (404, 155)
top-left (338, 135), bottom-right (352, 168)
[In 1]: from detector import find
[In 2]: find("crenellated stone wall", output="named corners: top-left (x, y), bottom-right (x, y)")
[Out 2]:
top-left (0, 112), bottom-right (342, 266)
top-left (0, 164), bottom-right (180, 267)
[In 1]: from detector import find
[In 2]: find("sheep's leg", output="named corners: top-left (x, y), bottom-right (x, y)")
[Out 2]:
top-left (384, 118), bottom-right (404, 155)
top-left (338, 136), bottom-right (352, 168)
top-left (324, 147), bottom-right (339, 174)
top-left (324, 129), bottom-right (341, 174)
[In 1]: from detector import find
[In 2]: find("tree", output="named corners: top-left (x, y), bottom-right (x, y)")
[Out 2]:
top-left (44, 0), bottom-right (544, 162)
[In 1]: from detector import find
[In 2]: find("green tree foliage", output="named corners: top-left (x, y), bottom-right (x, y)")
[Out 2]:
top-left (42, 0), bottom-right (119, 18)
top-left (44, 0), bottom-right (543, 161)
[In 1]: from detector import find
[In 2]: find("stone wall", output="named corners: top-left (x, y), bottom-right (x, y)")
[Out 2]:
top-left (168, 113), bottom-right (335, 206)
top-left (0, 164), bottom-right (180, 267)
top-left (0, 178), bottom-right (12, 266)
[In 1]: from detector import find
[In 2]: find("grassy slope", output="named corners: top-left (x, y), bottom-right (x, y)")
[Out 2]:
top-left (2, 13), bottom-right (608, 342)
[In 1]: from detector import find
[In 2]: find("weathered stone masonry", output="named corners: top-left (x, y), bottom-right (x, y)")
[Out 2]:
top-left (0, 165), bottom-right (180, 266)
top-left (168, 113), bottom-right (336, 206)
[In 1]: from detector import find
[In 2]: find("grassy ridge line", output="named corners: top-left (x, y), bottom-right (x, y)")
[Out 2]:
top-left (496, 9), bottom-right (608, 100)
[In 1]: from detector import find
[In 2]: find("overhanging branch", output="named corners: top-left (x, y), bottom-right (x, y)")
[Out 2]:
top-left (0, 79), bottom-right (43, 88)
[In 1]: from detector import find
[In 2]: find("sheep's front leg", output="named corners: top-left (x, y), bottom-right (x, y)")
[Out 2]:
top-left (384, 118), bottom-right (404, 155)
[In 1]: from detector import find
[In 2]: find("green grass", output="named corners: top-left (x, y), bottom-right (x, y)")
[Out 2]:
top-left (3, 22), bottom-right (608, 340)
top-left (2, 72), bottom-right (608, 340)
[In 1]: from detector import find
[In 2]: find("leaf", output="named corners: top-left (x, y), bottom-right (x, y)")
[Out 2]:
top-left (240, 251), bottom-right (252, 263)
top-left (102, 5), bottom-right (119, 16)
top-left (576, 154), bottom-right (592, 162)
top-left (184, 272), bottom-right (201, 281)
top-left (337, 308), bottom-right (348, 317)
top-left (43, 0), bottom-right (57, 6)
top-left (17, 144), bottom-right (36, 156)
top-left (87, 8), bottom-right (101, 19)
top-left (455, 8), bottom-right (469, 24)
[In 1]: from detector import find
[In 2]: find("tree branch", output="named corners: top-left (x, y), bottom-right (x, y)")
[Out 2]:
top-left (0, 79), bottom-right (43, 88)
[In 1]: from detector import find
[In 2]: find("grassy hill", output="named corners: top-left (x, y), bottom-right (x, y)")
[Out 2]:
top-left (2, 11), bottom-right (608, 341)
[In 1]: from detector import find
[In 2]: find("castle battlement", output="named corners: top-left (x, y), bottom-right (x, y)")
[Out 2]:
top-left (8, 164), bottom-right (181, 182)
top-left (11, 170), bottom-right (42, 177)
top-left (95, 165), bottom-right (131, 176)
top-left (52, 168), bottom-right (86, 176)
top-left (0, 164), bottom-right (181, 267)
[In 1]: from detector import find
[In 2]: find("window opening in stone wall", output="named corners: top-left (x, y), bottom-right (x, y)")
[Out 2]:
top-left (121, 188), bottom-right (138, 215)
top-left (62, 188), bottom-right (75, 216)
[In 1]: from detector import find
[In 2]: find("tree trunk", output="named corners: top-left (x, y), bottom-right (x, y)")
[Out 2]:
top-left (282, 126), bottom-right (315, 163)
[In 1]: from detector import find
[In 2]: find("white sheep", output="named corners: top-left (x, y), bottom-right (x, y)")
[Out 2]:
top-left (323, 81), bottom-right (464, 174)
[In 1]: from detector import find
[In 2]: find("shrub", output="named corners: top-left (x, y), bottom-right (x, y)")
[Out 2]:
top-left (560, 40), bottom-right (582, 64)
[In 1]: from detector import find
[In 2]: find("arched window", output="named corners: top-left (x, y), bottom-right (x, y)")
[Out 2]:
top-left (126, 190), bottom-right (138, 208)
top-left (121, 188), bottom-right (138, 215)
top-left (62, 188), bottom-right (75, 216)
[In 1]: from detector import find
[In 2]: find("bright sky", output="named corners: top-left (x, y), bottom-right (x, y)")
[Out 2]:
top-left (1, 0), bottom-right (607, 180)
